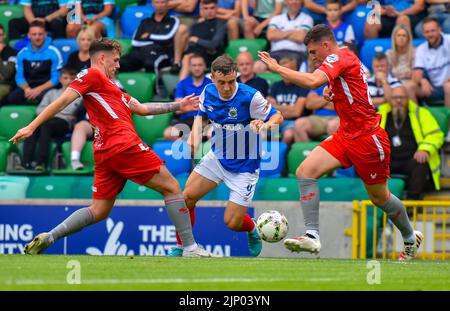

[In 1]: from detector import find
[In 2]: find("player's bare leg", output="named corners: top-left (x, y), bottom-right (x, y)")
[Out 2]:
top-left (224, 201), bottom-right (262, 257)
top-left (145, 165), bottom-right (212, 257)
top-left (284, 146), bottom-right (342, 254)
top-left (25, 198), bottom-right (115, 254)
top-left (365, 182), bottom-right (423, 261)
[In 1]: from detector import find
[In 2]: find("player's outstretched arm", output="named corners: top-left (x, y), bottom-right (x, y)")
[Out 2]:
top-left (130, 94), bottom-right (199, 116)
top-left (250, 111), bottom-right (284, 134)
top-left (188, 116), bottom-right (208, 158)
top-left (9, 88), bottom-right (80, 144)
top-left (258, 51), bottom-right (328, 89)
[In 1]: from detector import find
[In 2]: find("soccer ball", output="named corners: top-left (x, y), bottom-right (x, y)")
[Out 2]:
top-left (256, 210), bottom-right (289, 243)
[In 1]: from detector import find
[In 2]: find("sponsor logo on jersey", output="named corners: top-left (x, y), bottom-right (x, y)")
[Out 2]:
top-left (326, 54), bottom-right (339, 63)
top-left (75, 69), bottom-right (88, 82)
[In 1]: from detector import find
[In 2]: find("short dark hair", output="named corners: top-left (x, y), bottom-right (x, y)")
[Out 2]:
top-left (203, 0), bottom-right (217, 5)
top-left (29, 20), bottom-right (46, 30)
top-left (0, 24), bottom-right (4, 32)
top-left (61, 67), bottom-right (78, 76)
top-left (89, 38), bottom-right (122, 57)
top-left (211, 55), bottom-right (237, 75)
top-left (373, 52), bottom-right (387, 62)
top-left (190, 53), bottom-right (206, 64)
top-left (326, 0), bottom-right (342, 7)
top-left (304, 24), bottom-right (336, 46)
top-left (422, 16), bottom-right (440, 28)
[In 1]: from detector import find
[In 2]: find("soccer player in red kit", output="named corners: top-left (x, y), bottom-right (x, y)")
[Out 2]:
top-left (259, 24), bottom-right (423, 261)
top-left (10, 38), bottom-right (211, 257)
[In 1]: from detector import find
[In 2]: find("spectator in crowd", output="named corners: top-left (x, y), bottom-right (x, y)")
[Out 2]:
top-left (367, 53), bottom-right (402, 108)
top-left (177, 0), bottom-right (228, 80)
top-left (253, 0), bottom-right (313, 73)
top-left (414, 0), bottom-right (450, 38)
top-left (294, 84), bottom-right (339, 142)
top-left (6, 21), bottom-right (62, 106)
top-left (266, 57), bottom-right (309, 144)
top-left (386, 24), bottom-right (417, 101)
top-left (168, 0), bottom-right (200, 26)
top-left (120, 0), bottom-right (187, 77)
top-left (0, 24), bottom-right (18, 102)
top-left (66, 0), bottom-right (115, 38)
top-left (413, 17), bottom-right (450, 108)
top-left (66, 26), bottom-right (95, 73)
top-left (303, 0), bottom-right (357, 25)
top-left (365, 0), bottom-right (426, 39)
top-left (241, 0), bottom-right (283, 39)
top-left (216, 0), bottom-right (241, 40)
top-left (9, 0), bottom-right (68, 40)
top-left (325, 0), bottom-right (355, 44)
top-left (164, 54), bottom-right (211, 141)
top-left (236, 51), bottom-right (269, 97)
top-left (379, 85), bottom-right (444, 200)
top-left (17, 67), bottom-right (82, 171)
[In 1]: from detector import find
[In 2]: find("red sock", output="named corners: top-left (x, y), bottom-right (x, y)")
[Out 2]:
top-left (238, 213), bottom-right (255, 232)
top-left (176, 206), bottom-right (196, 246)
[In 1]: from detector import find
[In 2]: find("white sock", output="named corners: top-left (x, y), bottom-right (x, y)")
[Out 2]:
top-left (71, 151), bottom-right (80, 161)
top-left (184, 243), bottom-right (198, 251)
top-left (306, 230), bottom-right (320, 240)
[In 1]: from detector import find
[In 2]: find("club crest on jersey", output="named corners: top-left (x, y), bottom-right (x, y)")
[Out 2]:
top-left (75, 69), bottom-right (88, 82)
top-left (228, 107), bottom-right (238, 119)
top-left (326, 54), bottom-right (339, 63)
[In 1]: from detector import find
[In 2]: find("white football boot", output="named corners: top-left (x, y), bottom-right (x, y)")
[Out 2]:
top-left (182, 244), bottom-right (213, 257)
top-left (284, 235), bottom-right (321, 254)
top-left (399, 230), bottom-right (423, 261)
top-left (24, 233), bottom-right (52, 255)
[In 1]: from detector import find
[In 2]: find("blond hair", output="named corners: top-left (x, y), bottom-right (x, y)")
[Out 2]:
top-left (387, 24), bottom-right (414, 70)
top-left (76, 26), bottom-right (96, 46)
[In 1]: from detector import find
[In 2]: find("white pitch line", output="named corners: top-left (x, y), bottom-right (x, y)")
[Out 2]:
top-left (4, 277), bottom-right (337, 286)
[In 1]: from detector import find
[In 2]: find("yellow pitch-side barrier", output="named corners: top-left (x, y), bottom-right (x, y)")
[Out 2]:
top-left (352, 200), bottom-right (449, 260)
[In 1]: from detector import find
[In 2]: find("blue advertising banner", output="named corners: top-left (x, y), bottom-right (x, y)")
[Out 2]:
top-left (0, 204), bottom-right (253, 256)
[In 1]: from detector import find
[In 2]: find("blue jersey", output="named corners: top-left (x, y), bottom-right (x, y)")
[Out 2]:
top-left (326, 21), bottom-right (355, 44)
top-left (198, 83), bottom-right (278, 173)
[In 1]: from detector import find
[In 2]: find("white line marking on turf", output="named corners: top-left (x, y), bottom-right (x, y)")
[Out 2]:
top-left (5, 277), bottom-right (337, 286)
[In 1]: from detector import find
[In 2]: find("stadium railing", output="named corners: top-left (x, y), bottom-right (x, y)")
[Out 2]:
top-left (352, 200), bottom-right (450, 260)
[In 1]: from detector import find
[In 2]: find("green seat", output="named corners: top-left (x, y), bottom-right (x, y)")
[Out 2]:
top-left (225, 38), bottom-right (268, 60)
top-left (426, 106), bottom-right (449, 135)
top-left (133, 113), bottom-right (172, 146)
top-left (0, 106), bottom-right (36, 141)
top-left (27, 176), bottom-right (75, 198)
top-left (53, 141), bottom-right (95, 175)
top-left (11, 141), bottom-right (58, 172)
top-left (0, 5), bottom-right (24, 43)
top-left (0, 176), bottom-right (29, 199)
top-left (121, 180), bottom-right (163, 200)
top-left (116, 72), bottom-right (156, 102)
top-left (256, 72), bottom-right (282, 87)
top-left (0, 141), bottom-right (10, 173)
top-left (161, 72), bottom-right (179, 98)
top-left (254, 177), bottom-right (299, 201)
top-left (115, 0), bottom-right (138, 14)
top-left (287, 142), bottom-right (320, 176)
top-left (115, 38), bottom-right (132, 56)
top-left (71, 176), bottom-right (94, 199)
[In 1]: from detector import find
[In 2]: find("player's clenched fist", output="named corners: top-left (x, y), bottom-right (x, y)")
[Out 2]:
top-left (9, 126), bottom-right (34, 145)
top-left (250, 119), bottom-right (266, 134)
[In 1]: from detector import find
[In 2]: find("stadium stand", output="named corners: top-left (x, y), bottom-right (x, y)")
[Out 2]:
top-left (121, 179), bottom-right (164, 200)
top-left (225, 38), bottom-right (268, 61)
top-left (427, 107), bottom-right (450, 136)
top-left (260, 141), bottom-right (288, 177)
top-left (287, 141), bottom-right (320, 176)
top-left (27, 175), bottom-right (76, 198)
top-left (0, 141), bottom-right (9, 174)
top-left (52, 141), bottom-right (95, 175)
top-left (71, 176), bottom-right (94, 199)
top-left (116, 72), bottom-right (156, 102)
top-left (0, 175), bottom-right (29, 199)
top-left (256, 72), bottom-right (282, 87)
top-left (52, 38), bottom-right (78, 66)
top-left (0, 106), bottom-right (36, 142)
top-left (133, 113), bottom-right (172, 147)
top-left (115, 38), bottom-right (132, 56)
top-left (151, 140), bottom-right (191, 177)
top-left (120, 5), bottom-right (154, 38)
top-left (0, 4), bottom-right (23, 43)
top-left (343, 4), bottom-right (370, 48)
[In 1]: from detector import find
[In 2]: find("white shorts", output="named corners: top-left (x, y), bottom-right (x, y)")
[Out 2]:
top-left (193, 151), bottom-right (259, 207)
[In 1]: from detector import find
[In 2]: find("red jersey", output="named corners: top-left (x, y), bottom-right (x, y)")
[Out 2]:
top-left (68, 68), bottom-right (142, 163)
top-left (317, 47), bottom-right (379, 139)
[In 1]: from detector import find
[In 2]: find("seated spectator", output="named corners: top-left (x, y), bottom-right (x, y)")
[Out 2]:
top-left (266, 57), bottom-right (309, 144)
top-left (253, 0), bottom-right (313, 73)
top-left (216, 0), bottom-right (241, 40)
top-left (414, 0), bottom-right (450, 38)
top-left (241, 0), bottom-right (283, 39)
top-left (168, 0), bottom-right (200, 26)
top-left (66, 0), bottom-right (115, 38)
top-left (325, 0), bottom-right (355, 44)
top-left (304, 0), bottom-right (357, 25)
top-left (365, 0), bottom-right (425, 39)
top-left (236, 51), bottom-right (269, 97)
top-left (413, 17), bottom-right (450, 108)
top-left (0, 24), bottom-right (18, 102)
top-left (164, 54), bottom-right (211, 141)
top-left (379, 85), bottom-right (444, 199)
top-left (66, 26), bottom-right (95, 73)
top-left (177, 0), bottom-right (227, 80)
top-left (367, 53), bottom-right (402, 108)
top-left (9, 0), bottom-right (68, 40)
top-left (386, 24), bottom-right (417, 101)
top-left (17, 67), bottom-right (82, 171)
top-left (120, 0), bottom-right (187, 77)
top-left (294, 84), bottom-right (339, 142)
top-left (6, 21), bottom-right (62, 106)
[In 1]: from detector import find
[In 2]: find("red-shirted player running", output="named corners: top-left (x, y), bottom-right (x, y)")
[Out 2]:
top-left (10, 38), bottom-right (211, 257)
top-left (259, 25), bottom-right (423, 261)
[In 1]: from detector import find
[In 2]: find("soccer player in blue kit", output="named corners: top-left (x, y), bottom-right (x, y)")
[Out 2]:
top-left (169, 55), bottom-right (284, 257)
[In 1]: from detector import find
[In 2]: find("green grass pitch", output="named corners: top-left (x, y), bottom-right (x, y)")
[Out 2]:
top-left (0, 255), bottom-right (449, 290)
